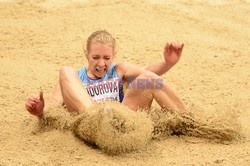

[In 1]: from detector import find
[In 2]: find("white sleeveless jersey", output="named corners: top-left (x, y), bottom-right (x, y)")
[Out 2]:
top-left (77, 64), bottom-right (124, 103)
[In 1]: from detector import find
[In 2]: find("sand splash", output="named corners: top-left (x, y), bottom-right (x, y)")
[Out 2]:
top-left (39, 102), bottom-right (243, 154)
top-left (150, 105), bottom-right (242, 143)
top-left (40, 102), bottom-right (153, 155)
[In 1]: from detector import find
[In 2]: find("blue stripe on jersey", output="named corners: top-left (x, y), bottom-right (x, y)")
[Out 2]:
top-left (77, 64), bottom-right (124, 102)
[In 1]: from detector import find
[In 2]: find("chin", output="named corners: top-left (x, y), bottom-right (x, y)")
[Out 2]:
top-left (95, 73), bottom-right (106, 78)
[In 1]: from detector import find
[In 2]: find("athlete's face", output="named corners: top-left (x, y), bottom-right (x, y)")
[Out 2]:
top-left (86, 42), bottom-right (115, 78)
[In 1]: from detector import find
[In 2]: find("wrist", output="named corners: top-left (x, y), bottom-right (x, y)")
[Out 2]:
top-left (162, 61), bottom-right (174, 70)
top-left (164, 60), bottom-right (174, 66)
top-left (36, 110), bottom-right (44, 119)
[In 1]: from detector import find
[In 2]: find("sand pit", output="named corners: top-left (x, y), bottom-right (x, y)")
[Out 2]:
top-left (150, 105), bottom-right (243, 143)
top-left (73, 103), bottom-right (153, 154)
top-left (38, 102), bottom-right (153, 154)
top-left (38, 102), bottom-right (243, 155)
top-left (1, 0), bottom-right (250, 165)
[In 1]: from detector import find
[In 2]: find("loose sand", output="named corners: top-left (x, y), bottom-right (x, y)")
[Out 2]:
top-left (0, 0), bottom-right (250, 165)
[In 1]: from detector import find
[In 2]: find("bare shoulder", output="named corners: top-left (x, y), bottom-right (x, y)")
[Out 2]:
top-left (115, 63), bottom-right (134, 72)
top-left (114, 63), bottom-right (127, 79)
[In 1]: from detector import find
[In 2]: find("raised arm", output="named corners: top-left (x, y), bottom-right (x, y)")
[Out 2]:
top-left (146, 42), bottom-right (184, 76)
top-left (115, 42), bottom-right (184, 81)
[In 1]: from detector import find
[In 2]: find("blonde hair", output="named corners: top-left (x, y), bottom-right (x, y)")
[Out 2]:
top-left (86, 30), bottom-right (116, 53)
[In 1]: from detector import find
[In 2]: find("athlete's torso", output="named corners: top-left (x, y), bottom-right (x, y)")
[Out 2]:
top-left (77, 64), bottom-right (124, 103)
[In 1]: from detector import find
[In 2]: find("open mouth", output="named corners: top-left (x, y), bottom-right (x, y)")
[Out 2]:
top-left (96, 68), bottom-right (106, 74)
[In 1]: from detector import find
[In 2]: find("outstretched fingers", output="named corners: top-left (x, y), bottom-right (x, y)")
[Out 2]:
top-left (39, 91), bottom-right (44, 102)
top-left (170, 43), bottom-right (184, 56)
top-left (164, 42), bottom-right (171, 54)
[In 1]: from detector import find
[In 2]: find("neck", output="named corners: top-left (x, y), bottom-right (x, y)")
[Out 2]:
top-left (86, 67), bottom-right (100, 79)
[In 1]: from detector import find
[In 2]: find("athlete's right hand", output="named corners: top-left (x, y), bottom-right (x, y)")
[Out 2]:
top-left (25, 91), bottom-right (45, 117)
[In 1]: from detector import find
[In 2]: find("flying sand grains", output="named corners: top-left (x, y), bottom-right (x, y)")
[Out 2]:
top-left (39, 105), bottom-right (73, 130)
top-left (150, 106), bottom-right (243, 143)
top-left (38, 102), bottom-right (243, 155)
top-left (72, 102), bottom-right (153, 155)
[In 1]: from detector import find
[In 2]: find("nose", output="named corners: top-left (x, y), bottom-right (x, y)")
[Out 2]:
top-left (98, 59), bottom-right (105, 67)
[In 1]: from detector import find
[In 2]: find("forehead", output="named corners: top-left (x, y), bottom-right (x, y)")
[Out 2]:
top-left (89, 42), bottom-right (114, 55)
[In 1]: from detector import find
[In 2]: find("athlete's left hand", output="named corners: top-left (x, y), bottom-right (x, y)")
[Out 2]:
top-left (164, 42), bottom-right (184, 66)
